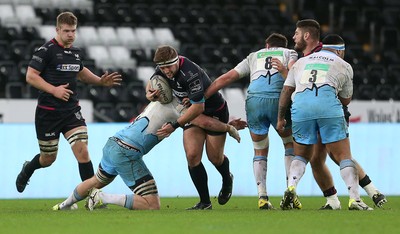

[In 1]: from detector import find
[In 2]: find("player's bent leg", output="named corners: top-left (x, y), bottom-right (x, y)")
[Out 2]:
top-left (251, 132), bottom-right (270, 208)
top-left (354, 160), bottom-right (388, 208)
top-left (16, 138), bottom-right (59, 193)
top-left (310, 140), bottom-right (341, 209)
top-left (66, 127), bottom-right (94, 181)
top-left (206, 134), bottom-right (233, 205)
top-left (54, 176), bottom-right (100, 211)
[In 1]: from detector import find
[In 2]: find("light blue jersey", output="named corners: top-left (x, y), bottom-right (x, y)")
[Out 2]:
top-left (100, 99), bottom-right (183, 187)
top-left (235, 47), bottom-right (298, 98)
top-left (285, 50), bottom-right (353, 144)
top-left (235, 47), bottom-right (297, 134)
top-left (285, 50), bottom-right (353, 122)
top-left (114, 99), bottom-right (183, 154)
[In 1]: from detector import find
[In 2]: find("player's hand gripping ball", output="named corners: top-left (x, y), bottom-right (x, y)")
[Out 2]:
top-left (149, 75), bottom-right (173, 104)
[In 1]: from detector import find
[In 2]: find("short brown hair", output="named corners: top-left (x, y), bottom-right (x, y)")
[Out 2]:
top-left (265, 33), bottom-right (288, 48)
top-left (56, 12), bottom-right (77, 27)
top-left (153, 45), bottom-right (178, 64)
top-left (296, 19), bottom-right (320, 40)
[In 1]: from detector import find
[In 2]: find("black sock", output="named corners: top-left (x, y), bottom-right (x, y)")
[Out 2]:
top-left (215, 156), bottom-right (231, 185)
top-left (79, 161), bottom-right (94, 181)
top-left (188, 163), bottom-right (210, 204)
top-left (323, 186), bottom-right (337, 197)
top-left (359, 175), bottom-right (371, 187)
top-left (24, 154), bottom-right (42, 178)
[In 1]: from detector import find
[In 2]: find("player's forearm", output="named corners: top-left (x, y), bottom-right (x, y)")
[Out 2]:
top-left (205, 69), bottom-right (239, 99)
top-left (278, 86), bottom-right (294, 120)
top-left (26, 70), bottom-right (56, 95)
top-left (78, 67), bottom-right (102, 85)
top-left (191, 114), bottom-right (229, 132)
top-left (176, 103), bottom-right (204, 126)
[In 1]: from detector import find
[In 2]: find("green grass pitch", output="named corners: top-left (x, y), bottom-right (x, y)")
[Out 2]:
top-left (1, 196), bottom-right (398, 234)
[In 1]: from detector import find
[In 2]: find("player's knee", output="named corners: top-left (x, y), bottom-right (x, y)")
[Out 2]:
top-left (281, 136), bottom-right (293, 145)
top-left (39, 154), bottom-right (57, 167)
top-left (147, 198), bottom-right (161, 210)
top-left (38, 139), bottom-right (59, 166)
top-left (186, 153), bottom-right (201, 167)
top-left (132, 178), bottom-right (158, 197)
top-left (95, 167), bottom-right (115, 186)
top-left (253, 136), bottom-right (269, 150)
top-left (73, 142), bottom-right (90, 162)
top-left (206, 150), bottom-right (224, 166)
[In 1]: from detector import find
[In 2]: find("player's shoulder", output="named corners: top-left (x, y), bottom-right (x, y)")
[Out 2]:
top-left (70, 45), bottom-right (82, 52)
top-left (35, 40), bottom-right (53, 53)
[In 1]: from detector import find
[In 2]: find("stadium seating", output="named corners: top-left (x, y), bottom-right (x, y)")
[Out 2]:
top-left (0, 0), bottom-right (399, 121)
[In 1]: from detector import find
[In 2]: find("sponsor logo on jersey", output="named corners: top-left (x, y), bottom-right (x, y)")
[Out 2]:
top-left (64, 50), bottom-right (72, 54)
top-left (32, 55), bottom-right (43, 63)
top-left (37, 46), bottom-right (47, 52)
top-left (172, 90), bottom-right (188, 97)
top-left (56, 64), bottom-right (80, 71)
top-left (189, 79), bottom-right (202, 94)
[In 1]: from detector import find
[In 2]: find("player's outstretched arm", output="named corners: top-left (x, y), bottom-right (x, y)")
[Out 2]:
top-left (191, 116), bottom-right (246, 143)
top-left (78, 67), bottom-right (122, 86)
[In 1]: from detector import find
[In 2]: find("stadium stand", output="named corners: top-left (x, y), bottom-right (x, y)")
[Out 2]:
top-left (0, 0), bottom-right (399, 122)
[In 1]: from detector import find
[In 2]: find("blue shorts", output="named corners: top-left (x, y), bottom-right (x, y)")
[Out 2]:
top-left (245, 96), bottom-right (291, 135)
top-left (292, 117), bottom-right (348, 145)
top-left (100, 138), bottom-right (152, 188)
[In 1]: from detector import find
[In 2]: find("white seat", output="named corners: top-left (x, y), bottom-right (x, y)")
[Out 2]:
top-left (0, 0), bottom-right (14, 4)
top-left (12, 0), bottom-right (33, 5)
top-left (0, 4), bottom-right (19, 27)
top-left (15, 5), bottom-right (42, 26)
top-left (98, 26), bottom-right (120, 46)
top-left (50, 0), bottom-right (72, 9)
top-left (31, 0), bottom-right (51, 8)
top-left (135, 27), bottom-right (158, 50)
top-left (70, 0), bottom-right (93, 12)
top-left (223, 87), bottom-right (247, 120)
top-left (87, 45), bottom-right (115, 69)
top-left (37, 25), bottom-right (55, 41)
top-left (78, 26), bottom-right (102, 46)
top-left (136, 66), bottom-right (155, 83)
top-left (116, 27), bottom-right (140, 49)
top-left (108, 45), bottom-right (137, 69)
top-left (153, 27), bottom-right (180, 49)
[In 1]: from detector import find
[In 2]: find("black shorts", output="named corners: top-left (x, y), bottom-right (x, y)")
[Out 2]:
top-left (184, 101), bottom-right (229, 136)
top-left (35, 105), bottom-right (87, 141)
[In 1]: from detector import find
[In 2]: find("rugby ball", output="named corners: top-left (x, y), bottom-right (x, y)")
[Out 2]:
top-left (149, 75), bottom-right (173, 104)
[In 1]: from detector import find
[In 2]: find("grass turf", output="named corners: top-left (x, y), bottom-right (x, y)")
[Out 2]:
top-left (0, 196), bottom-right (398, 234)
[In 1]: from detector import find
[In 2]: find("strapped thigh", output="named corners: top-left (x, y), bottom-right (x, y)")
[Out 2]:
top-left (38, 139), bottom-right (59, 156)
top-left (96, 164), bottom-right (116, 185)
top-left (66, 128), bottom-right (88, 146)
top-left (129, 175), bottom-right (158, 196)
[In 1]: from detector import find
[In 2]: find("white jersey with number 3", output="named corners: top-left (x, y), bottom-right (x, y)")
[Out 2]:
top-left (285, 50), bottom-right (353, 121)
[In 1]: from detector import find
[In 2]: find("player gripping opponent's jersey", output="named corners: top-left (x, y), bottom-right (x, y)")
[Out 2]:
top-left (235, 46), bottom-right (298, 98)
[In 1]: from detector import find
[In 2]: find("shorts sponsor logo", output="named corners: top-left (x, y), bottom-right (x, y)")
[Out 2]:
top-left (75, 111), bottom-right (82, 120)
top-left (45, 132), bottom-right (56, 137)
top-left (57, 64), bottom-right (80, 71)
